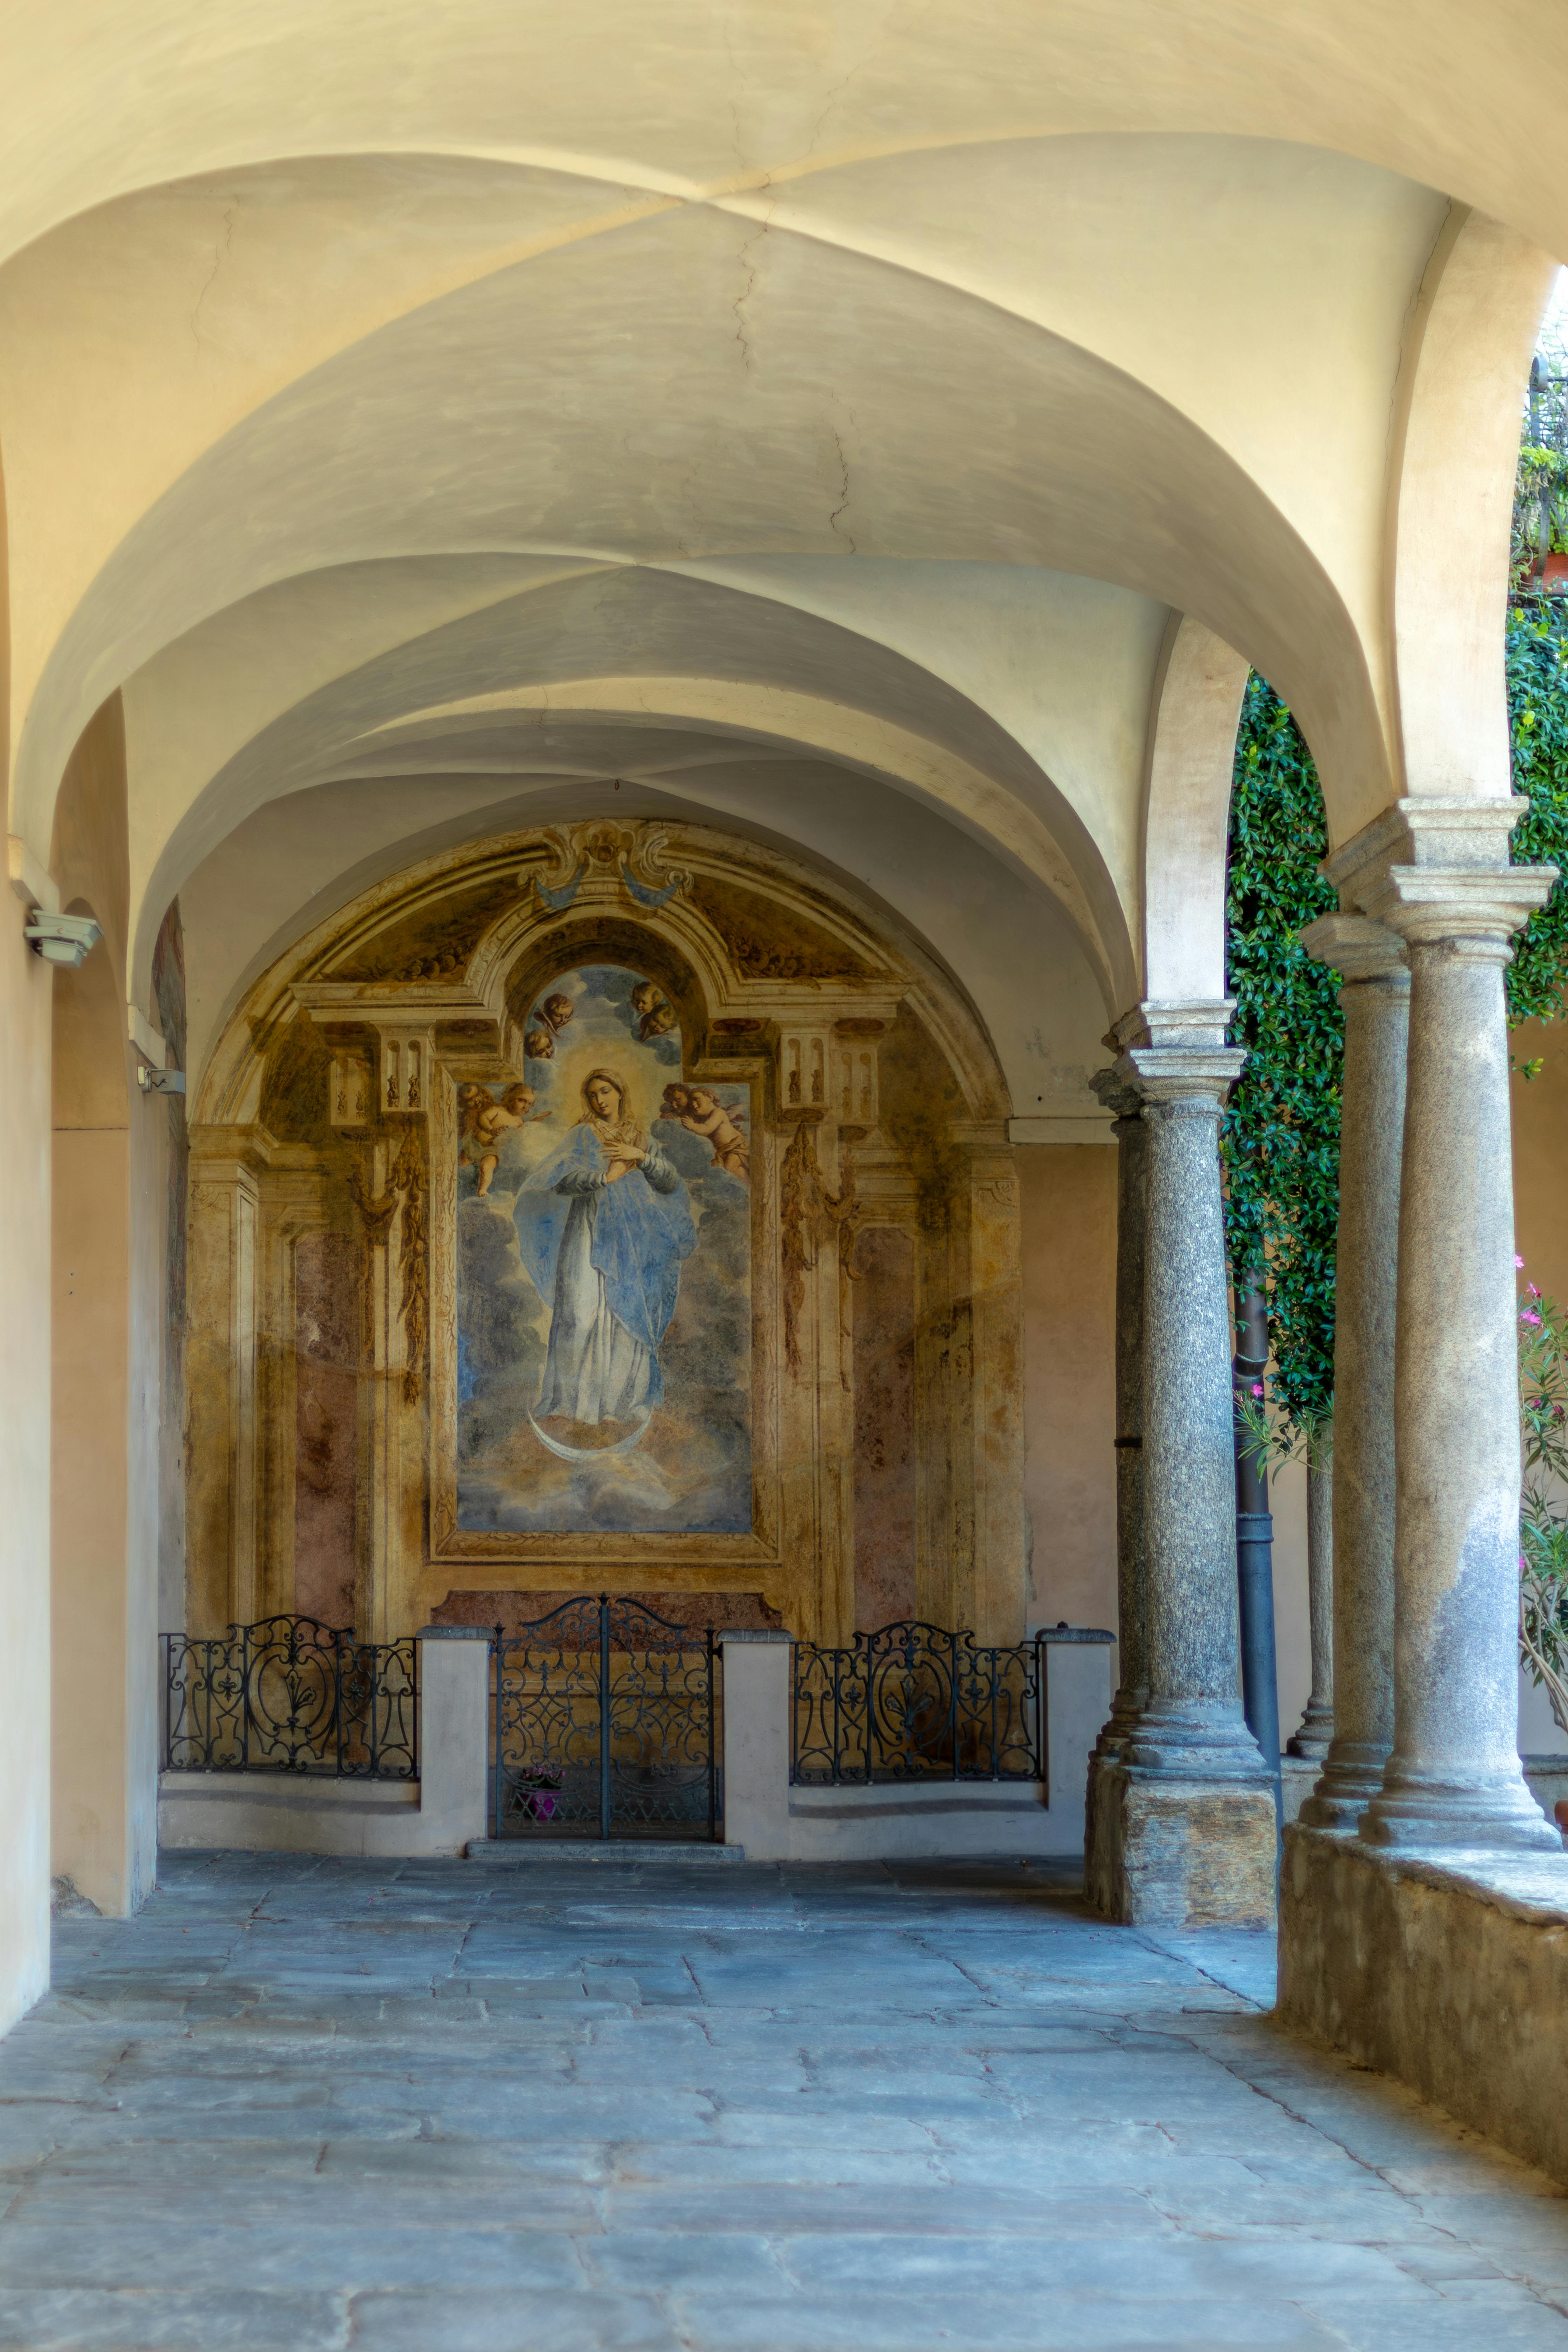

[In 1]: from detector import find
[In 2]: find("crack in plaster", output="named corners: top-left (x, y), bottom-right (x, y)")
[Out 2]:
top-left (191, 201), bottom-right (238, 357)
top-left (827, 423), bottom-right (858, 554)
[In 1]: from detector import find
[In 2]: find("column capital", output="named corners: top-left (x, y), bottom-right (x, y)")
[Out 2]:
top-left (1088, 1065), bottom-right (1143, 1124)
top-left (1105, 1000), bottom-right (1245, 1105)
top-left (1364, 865), bottom-right (1556, 951)
top-left (1326, 796), bottom-right (1526, 902)
top-left (1321, 797), bottom-right (1556, 955)
top-left (1298, 913), bottom-right (1409, 986)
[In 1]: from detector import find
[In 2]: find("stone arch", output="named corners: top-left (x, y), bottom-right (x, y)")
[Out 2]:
top-left (1387, 206), bottom-right (1560, 813)
top-left (185, 816), bottom-right (1023, 1646)
top-left (1139, 612), bottom-right (1252, 1009)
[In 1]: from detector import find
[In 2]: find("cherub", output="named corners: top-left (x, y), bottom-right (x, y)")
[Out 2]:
top-left (460, 1082), bottom-right (540, 1197)
top-left (524, 1027), bottom-right (555, 1061)
top-left (660, 1083), bottom-right (749, 1182)
top-left (539, 993), bottom-right (574, 1035)
top-left (630, 979), bottom-right (663, 1020)
top-left (639, 998), bottom-right (678, 1043)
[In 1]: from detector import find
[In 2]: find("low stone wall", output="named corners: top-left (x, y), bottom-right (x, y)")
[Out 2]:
top-left (156, 1629), bottom-right (490, 1860)
top-left (1279, 1822), bottom-right (1568, 2184)
top-left (720, 1631), bottom-right (1110, 1861)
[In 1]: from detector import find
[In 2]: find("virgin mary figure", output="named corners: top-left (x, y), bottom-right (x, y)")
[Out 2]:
top-left (512, 1069), bottom-right (695, 1441)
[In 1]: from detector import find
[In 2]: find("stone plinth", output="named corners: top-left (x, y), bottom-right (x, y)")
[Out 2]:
top-left (1096, 1766), bottom-right (1277, 1930)
top-left (1280, 1820), bottom-right (1568, 2185)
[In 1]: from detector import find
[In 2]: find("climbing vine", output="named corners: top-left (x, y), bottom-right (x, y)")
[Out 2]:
top-left (1223, 604), bottom-right (1568, 1449)
top-left (1505, 603), bottom-right (1568, 1045)
top-left (1220, 678), bottom-right (1341, 1438)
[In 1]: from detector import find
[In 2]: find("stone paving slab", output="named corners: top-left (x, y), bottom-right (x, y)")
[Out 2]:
top-left (0, 1850), bottom-right (1566, 2348)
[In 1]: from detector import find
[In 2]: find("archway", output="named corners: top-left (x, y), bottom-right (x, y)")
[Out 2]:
top-left (186, 816), bottom-right (1022, 1648)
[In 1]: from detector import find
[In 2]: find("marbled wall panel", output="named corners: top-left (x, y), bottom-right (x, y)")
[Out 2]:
top-left (852, 1226), bottom-right (917, 1633)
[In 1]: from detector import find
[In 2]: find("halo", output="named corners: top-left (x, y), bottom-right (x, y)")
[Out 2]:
top-left (552, 1035), bottom-right (663, 1133)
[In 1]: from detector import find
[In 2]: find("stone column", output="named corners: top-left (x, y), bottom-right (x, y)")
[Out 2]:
top-left (1356, 804), bottom-right (1558, 1849)
top-left (1286, 1442), bottom-right (1335, 1761)
top-left (1097, 1006), bottom-right (1276, 1928)
top-left (1296, 916), bottom-right (1409, 1828)
top-left (1084, 1070), bottom-right (1148, 1908)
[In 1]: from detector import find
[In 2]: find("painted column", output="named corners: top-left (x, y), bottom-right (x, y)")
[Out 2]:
top-left (185, 1128), bottom-right (270, 1633)
top-left (1097, 1006), bottom-right (1276, 1929)
top-left (1084, 1070), bottom-right (1148, 1907)
top-left (1297, 916), bottom-right (1410, 1825)
top-left (1357, 806), bottom-right (1558, 1849)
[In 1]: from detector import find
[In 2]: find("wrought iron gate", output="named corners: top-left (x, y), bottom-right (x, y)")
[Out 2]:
top-left (492, 1596), bottom-right (720, 1840)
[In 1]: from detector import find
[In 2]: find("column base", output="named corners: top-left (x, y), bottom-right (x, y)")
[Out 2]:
top-left (1297, 1738), bottom-right (1390, 1832)
top-left (1124, 1698), bottom-right (1270, 1780)
top-left (1284, 1699), bottom-right (1333, 1762)
top-left (1087, 1760), bottom-right (1278, 1929)
top-left (1360, 1765), bottom-right (1561, 1853)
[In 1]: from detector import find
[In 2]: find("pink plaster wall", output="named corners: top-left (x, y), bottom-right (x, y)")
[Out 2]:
top-left (1017, 1146), bottom-right (1117, 1634)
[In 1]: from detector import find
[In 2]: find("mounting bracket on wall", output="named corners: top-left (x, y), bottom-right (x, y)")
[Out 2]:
top-left (136, 1066), bottom-right (186, 1097)
top-left (24, 911), bottom-right (100, 967)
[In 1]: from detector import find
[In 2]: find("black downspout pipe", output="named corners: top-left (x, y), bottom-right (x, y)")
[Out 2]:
top-left (1233, 1280), bottom-right (1283, 1832)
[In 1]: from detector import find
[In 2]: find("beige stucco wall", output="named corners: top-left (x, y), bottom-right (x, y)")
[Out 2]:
top-left (48, 695), bottom-right (161, 1916)
top-left (0, 881), bottom-right (53, 2028)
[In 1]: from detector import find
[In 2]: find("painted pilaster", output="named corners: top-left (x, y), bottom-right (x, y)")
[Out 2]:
top-left (965, 1129), bottom-right (1025, 1644)
top-left (185, 1128), bottom-right (271, 1634)
top-left (1297, 914), bottom-right (1409, 1828)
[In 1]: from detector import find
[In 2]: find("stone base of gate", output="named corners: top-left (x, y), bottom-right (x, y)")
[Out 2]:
top-left (719, 1630), bottom-right (1110, 1862)
top-left (156, 1628), bottom-right (490, 1859)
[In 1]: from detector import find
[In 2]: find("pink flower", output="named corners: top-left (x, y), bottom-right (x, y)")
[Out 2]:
top-left (1251, 1382), bottom-right (1264, 1399)
top-left (1517, 1254), bottom-right (1527, 1269)
top-left (1528, 1284), bottom-right (1542, 1300)
top-left (1522, 1310), bottom-right (1544, 1328)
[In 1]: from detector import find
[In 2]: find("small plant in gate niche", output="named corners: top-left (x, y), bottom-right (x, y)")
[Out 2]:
top-left (1517, 1260), bottom-right (1568, 1733)
top-left (507, 1768), bottom-right (563, 1824)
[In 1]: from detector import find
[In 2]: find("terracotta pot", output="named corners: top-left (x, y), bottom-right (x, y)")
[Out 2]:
top-left (1552, 1797), bottom-right (1568, 1833)
top-left (1537, 553), bottom-right (1568, 591)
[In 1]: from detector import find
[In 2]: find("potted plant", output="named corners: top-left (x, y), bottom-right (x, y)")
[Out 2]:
top-left (509, 1769), bottom-right (563, 1823)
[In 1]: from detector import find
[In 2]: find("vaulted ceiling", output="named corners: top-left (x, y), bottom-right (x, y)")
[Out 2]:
top-left (0, 2), bottom-right (1559, 1108)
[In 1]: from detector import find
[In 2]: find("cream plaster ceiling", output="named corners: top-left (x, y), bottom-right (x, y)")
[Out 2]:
top-left (0, 6), bottom-right (1560, 1095)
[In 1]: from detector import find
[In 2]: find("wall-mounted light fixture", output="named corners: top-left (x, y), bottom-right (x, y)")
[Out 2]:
top-left (24, 911), bottom-right (101, 968)
top-left (136, 1066), bottom-right (186, 1097)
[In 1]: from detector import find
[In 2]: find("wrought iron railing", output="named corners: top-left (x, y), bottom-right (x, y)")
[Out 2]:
top-left (162, 1616), bottom-right (418, 1779)
top-left (493, 1596), bottom-right (720, 1839)
top-left (791, 1620), bottom-right (1043, 1785)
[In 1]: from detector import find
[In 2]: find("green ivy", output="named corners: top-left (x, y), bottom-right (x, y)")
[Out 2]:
top-left (1222, 603), bottom-right (1568, 1436)
top-left (1220, 678), bottom-right (1342, 1433)
top-left (1506, 601), bottom-right (1568, 1038)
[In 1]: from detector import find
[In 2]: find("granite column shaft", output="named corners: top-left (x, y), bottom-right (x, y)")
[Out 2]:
top-left (1361, 842), bottom-right (1557, 1849)
top-left (1297, 920), bottom-right (1408, 1827)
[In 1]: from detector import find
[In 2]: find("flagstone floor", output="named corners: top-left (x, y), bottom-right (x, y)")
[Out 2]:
top-left (1, 1847), bottom-right (1567, 2349)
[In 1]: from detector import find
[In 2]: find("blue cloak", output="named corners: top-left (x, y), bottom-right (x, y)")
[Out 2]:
top-left (512, 1124), bottom-right (696, 1365)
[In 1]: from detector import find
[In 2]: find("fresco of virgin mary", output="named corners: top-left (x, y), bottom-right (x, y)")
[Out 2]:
top-left (511, 1068), bottom-right (696, 1447)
